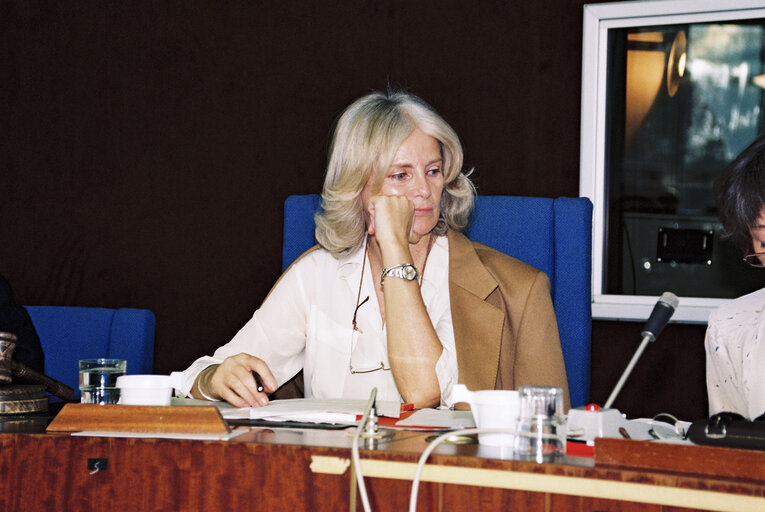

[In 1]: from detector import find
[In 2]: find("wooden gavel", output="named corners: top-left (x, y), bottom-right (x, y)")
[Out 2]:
top-left (0, 332), bottom-right (75, 401)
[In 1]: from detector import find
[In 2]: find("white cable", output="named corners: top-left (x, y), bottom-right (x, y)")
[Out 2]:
top-left (408, 427), bottom-right (563, 512)
top-left (351, 388), bottom-right (377, 512)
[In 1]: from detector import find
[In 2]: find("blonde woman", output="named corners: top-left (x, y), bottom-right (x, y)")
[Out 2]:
top-left (180, 90), bottom-right (569, 409)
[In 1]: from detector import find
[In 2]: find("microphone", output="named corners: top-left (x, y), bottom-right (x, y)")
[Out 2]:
top-left (641, 292), bottom-right (680, 342)
top-left (566, 293), bottom-right (679, 443)
top-left (604, 292), bottom-right (679, 409)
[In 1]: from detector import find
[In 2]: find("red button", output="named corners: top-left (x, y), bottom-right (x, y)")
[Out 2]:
top-left (585, 403), bottom-right (601, 411)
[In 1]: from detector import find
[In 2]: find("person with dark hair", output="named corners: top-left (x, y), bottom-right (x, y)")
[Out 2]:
top-left (178, 89), bottom-right (570, 410)
top-left (705, 135), bottom-right (765, 419)
top-left (0, 273), bottom-right (45, 373)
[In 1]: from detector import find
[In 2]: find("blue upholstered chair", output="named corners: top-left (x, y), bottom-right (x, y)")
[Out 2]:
top-left (24, 306), bottom-right (156, 398)
top-left (282, 194), bottom-right (593, 407)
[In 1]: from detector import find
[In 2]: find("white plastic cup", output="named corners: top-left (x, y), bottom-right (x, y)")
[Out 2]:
top-left (464, 389), bottom-right (520, 447)
top-left (116, 375), bottom-right (174, 406)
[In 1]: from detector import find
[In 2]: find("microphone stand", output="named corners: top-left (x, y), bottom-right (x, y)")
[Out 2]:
top-left (605, 292), bottom-right (678, 410)
top-left (604, 333), bottom-right (653, 409)
top-left (351, 387), bottom-right (378, 512)
top-left (566, 292), bottom-right (678, 444)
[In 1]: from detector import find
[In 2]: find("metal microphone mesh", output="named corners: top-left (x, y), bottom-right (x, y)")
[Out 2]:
top-left (659, 291), bottom-right (679, 310)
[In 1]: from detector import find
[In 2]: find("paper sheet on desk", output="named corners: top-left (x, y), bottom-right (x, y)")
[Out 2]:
top-left (623, 417), bottom-right (692, 443)
top-left (395, 409), bottom-right (475, 429)
top-left (221, 398), bottom-right (401, 424)
top-left (71, 428), bottom-right (250, 441)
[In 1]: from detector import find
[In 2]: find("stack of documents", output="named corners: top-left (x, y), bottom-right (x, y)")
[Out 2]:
top-left (221, 398), bottom-right (401, 424)
top-left (219, 398), bottom-right (475, 430)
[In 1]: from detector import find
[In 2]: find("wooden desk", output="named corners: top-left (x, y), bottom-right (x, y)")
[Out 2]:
top-left (0, 424), bottom-right (763, 512)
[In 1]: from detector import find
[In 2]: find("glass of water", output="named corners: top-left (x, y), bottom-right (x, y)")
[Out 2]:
top-left (79, 358), bottom-right (127, 404)
top-left (515, 385), bottom-right (566, 462)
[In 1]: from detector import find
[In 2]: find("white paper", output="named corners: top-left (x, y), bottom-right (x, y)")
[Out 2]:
top-left (71, 427), bottom-right (250, 441)
top-left (219, 398), bottom-right (401, 424)
top-left (395, 409), bottom-right (476, 429)
top-left (623, 417), bottom-right (692, 443)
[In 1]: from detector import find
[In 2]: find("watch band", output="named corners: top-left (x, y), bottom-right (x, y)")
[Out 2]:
top-left (380, 263), bottom-right (419, 287)
top-left (196, 365), bottom-right (222, 402)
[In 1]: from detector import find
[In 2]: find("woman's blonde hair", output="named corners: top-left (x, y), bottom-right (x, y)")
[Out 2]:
top-left (315, 89), bottom-right (475, 255)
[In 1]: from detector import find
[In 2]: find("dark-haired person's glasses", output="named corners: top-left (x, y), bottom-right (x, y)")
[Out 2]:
top-left (743, 252), bottom-right (765, 267)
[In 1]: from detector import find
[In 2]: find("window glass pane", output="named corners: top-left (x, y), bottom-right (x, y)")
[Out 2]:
top-left (604, 21), bottom-right (765, 297)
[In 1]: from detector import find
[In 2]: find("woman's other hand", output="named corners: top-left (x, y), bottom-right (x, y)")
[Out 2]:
top-left (195, 353), bottom-right (277, 408)
top-left (367, 195), bottom-right (420, 248)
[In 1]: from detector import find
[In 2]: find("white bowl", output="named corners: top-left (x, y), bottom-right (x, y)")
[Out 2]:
top-left (116, 374), bottom-right (173, 406)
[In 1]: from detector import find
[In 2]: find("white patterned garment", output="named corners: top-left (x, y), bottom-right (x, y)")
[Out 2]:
top-left (705, 287), bottom-right (765, 418)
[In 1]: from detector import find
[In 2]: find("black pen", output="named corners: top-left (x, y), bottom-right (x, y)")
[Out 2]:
top-left (251, 371), bottom-right (265, 393)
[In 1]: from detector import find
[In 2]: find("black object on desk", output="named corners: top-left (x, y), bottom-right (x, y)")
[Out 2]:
top-left (688, 412), bottom-right (765, 451)
top-left (227, 418), bottom-right (353, 430)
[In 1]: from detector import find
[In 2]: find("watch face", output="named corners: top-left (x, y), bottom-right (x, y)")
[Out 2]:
top-left (403, 265), bottom-right (417, 280)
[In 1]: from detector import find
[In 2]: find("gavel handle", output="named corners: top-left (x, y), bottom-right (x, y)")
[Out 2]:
top-left (11, 361), bottom-right (75, 401)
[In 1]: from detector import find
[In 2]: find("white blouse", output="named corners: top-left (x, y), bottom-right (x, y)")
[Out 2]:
top-left (179, 235), bottom-right (459, 406)
top-left (705, 287), bottom-right (765, 419)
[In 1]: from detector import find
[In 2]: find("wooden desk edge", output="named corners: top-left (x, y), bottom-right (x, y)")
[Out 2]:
top-left (46, 403), bottom-right (230, 434)
top-left (595, 437), bottom-right (765, 482)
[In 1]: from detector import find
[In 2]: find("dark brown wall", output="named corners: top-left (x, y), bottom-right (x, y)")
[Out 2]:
top-left (0, 1), bottom-right (708, 420)
top-left (590, 320), bottom-right (708, 419)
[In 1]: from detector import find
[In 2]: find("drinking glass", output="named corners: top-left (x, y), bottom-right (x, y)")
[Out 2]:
top-left (515, 385), bottom-right (566, 462)
top-left (79, 358), bottom-right (127, 404)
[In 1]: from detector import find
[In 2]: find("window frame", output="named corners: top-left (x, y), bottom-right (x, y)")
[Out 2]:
top-left (580, 0), bottom-right (765, 323)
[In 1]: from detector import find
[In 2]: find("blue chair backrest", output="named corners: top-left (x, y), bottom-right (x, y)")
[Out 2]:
top-left (25, 306), bottom-right (156, 398)
top-left (282, 194), bottom-right (593, 407)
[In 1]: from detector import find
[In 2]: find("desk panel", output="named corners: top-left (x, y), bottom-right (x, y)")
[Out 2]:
top-left (0, 430), bottom-right (762, 512)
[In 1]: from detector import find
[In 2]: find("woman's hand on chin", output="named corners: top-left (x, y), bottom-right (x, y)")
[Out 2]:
top-left (367, 195), bottom-right (416, 247)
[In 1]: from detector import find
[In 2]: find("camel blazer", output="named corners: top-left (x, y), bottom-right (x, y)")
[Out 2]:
top-left (448, 230), bottom-right (571, 411)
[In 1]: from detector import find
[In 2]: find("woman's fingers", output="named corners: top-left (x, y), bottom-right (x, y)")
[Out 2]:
top-left (210, 353), bottom-right (276, 407)
top-left (369, 195), bottom-right (413, 245)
